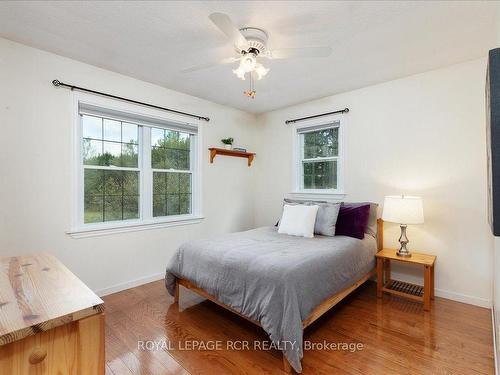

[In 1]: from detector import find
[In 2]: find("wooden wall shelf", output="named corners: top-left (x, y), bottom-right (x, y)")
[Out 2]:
top-left (209, 147), bottom-right (255, 167)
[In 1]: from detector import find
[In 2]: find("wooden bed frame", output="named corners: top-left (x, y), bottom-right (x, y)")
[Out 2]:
top-left (174, 219), bottom-right (384, 374)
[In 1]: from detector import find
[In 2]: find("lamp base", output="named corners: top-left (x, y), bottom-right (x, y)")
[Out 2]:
top-left (396, 249), bottom-right (412, 257)
top-left (396, 224), bottom-right (412, 257)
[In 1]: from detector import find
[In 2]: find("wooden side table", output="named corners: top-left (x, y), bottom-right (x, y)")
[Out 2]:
top-left (376, 248), bottom-right (436, 311)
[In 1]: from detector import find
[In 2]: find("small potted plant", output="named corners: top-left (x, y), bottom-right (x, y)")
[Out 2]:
top-left (221, 137), bottom-right (234, 150)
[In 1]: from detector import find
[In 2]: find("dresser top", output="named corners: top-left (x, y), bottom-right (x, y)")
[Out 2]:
top-left (0, 253), bottom-right (104, 346)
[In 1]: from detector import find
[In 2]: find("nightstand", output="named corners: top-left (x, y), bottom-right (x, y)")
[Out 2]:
top-left (375, 248), bottom-right (436, 311)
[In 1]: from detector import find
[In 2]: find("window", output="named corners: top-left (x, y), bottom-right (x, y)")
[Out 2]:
top-left (73, 97), bottom-right (201, 236)
top-left (295, 120), bottom-right (343, 194)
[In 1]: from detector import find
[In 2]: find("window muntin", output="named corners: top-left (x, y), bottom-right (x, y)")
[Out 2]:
top-left (297, 124), bottom-right (341, 191)
top-left (83, 169), bottom-right (140, 223)
top-left (80, 111), bottom-right (197, 227)
top-left (303, 127), bottom-right (338, 159)
top-left (151, 127), bottom-right (192, 217)
top-left (82, 115), bottom-right (139, 168)
top-left (302, 160), bottom-right (337, 189)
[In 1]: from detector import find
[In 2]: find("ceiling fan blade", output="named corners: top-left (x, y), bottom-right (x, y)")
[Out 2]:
top-left (209, 12), bottom-right (249, 51)
top-left (181, 56), bottom-right (239, 73)
top-left (264, 47), bottom-right (333, 60)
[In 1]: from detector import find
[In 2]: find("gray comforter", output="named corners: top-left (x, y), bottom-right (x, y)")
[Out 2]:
top-left (165, 226), bottom-right (377, 373)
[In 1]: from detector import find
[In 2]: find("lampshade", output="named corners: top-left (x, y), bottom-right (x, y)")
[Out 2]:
top-left (382, 195), bottom-right (424, 224)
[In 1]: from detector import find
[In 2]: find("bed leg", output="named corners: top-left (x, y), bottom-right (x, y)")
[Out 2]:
top-left (282, 355), bottom-right (293, 374)
top-left (174, 279), bottom-right (179, 304)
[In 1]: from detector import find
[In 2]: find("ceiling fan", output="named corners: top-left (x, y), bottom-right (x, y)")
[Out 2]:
top-left (182, 13), bottom-right (332, 98)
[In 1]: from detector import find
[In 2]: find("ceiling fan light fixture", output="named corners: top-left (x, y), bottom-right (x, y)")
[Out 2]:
top-left (232, 66), bottom-right (246, 80)
top-left (240, 53), bottom-right (257, 72)
top-left (254, 63), bottom-right (269, 80)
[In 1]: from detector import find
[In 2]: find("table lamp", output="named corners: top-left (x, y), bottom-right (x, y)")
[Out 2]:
top-left (382, 195), bottom-right (424, 257)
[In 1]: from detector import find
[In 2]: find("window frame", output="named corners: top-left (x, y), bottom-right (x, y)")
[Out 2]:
top-left (69, 92), bottom-right (203, 238)
top-left (291, 117), bottom-right (345, 198)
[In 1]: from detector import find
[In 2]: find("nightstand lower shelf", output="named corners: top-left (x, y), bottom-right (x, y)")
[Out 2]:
top-left (382, 279), bottom-right (424, 302)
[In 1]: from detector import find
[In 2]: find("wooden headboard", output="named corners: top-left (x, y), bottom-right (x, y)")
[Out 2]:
top-left (377, 219), bottom-right (384, 251)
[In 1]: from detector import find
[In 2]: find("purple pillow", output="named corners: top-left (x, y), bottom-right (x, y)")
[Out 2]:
top-left (335, 204), bottom-right (371, 239)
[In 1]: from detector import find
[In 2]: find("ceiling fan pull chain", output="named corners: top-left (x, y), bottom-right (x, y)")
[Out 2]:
top-left (244, 72), bottom-right (256, 99)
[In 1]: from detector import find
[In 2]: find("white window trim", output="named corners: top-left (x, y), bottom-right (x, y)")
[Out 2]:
top-left (68, 91), bottom-right (204, 238)
top-left (290, 115), bottom-right (346, 199)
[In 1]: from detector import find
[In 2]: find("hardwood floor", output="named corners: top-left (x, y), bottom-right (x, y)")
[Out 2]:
top-left (102, 280), bottom-right (494, 375)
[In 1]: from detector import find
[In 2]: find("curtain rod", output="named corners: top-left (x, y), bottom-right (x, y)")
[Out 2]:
top-left (285, 108), bottom-right (349, 124)
top-left (52, 79), bottom-right (210, 122)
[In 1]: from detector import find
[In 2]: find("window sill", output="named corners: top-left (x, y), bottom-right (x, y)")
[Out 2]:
top-left (67, 215), bottom-right (204, 239)
top-left (289, 191), bottom-right (346, 201)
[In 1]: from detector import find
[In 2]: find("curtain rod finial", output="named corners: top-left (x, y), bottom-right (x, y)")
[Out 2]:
top-left (52, 79), bottom-right (61, 87)
top-left (344, 108), bottom-right (349, 113)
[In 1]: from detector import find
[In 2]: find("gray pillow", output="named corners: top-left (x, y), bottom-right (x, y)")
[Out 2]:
top-left (341, 202), bottom-right (379, 238)
top-left (283, 199), bottom-right (341, 236)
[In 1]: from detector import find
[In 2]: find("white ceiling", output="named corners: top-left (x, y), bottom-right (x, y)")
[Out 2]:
top-left (0, 1), bottom-right (498, 114)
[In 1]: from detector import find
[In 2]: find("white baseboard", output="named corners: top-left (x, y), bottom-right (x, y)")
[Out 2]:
top-left (390, 271), bottom-right (491, 308)
top-left (95, 272), bottom-right (165, 297)
top-left (493, 307), bottom-right (499, 375)
top-left (95, 272), bottom-right (492, 309)
top-left (434, 288), bottom-right (491, 308)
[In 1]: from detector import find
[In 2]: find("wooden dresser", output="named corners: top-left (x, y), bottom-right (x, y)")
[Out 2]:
top-left (0, 253), bottom-right (105, 374)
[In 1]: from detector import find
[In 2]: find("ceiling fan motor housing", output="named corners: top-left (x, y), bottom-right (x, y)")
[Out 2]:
top-left (239, 27), bottom-right (268, 54)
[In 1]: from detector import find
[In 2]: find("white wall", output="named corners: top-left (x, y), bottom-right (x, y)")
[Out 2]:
top-left (0, 38), bottom-right (258, 295)
top-left (254, 58), bottom-right (493, 307)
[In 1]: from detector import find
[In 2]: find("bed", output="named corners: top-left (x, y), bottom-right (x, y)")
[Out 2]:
top-left (165, 219), bottom-right (383, 373)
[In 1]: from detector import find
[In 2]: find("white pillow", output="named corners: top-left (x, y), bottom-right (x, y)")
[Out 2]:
top-left (278, 204), bottom-right (319, 238)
